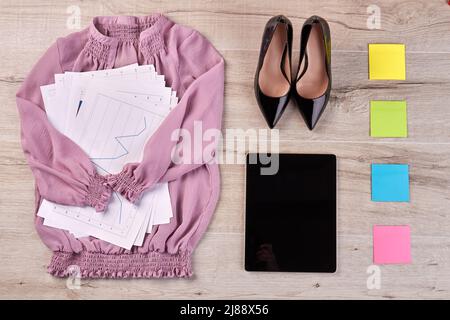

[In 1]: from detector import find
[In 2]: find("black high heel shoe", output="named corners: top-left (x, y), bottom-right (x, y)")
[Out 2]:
top-left (254, 15), bottom-right (293, 129)
top-left (292, 16), bottom-right (331, 130)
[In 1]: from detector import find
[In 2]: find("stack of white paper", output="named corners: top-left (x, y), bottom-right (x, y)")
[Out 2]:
top-left (37, 64), bottom-right (178, 250)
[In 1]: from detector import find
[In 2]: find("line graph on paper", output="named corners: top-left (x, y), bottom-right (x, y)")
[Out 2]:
top-left (89, 116), bottom-right (148, 225)
top-left (73, 92), bottom-right (168, 174)
top-left (41, 88), bottom-right (171, 237)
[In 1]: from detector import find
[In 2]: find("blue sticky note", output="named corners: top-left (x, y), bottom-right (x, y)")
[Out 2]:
top-left (371, 164), bottom-right (410, 202)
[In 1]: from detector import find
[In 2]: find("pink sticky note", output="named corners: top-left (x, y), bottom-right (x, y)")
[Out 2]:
top-left (373, 225), bottom-right (411, 264)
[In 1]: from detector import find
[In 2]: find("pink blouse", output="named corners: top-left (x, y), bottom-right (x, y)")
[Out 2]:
top-left (16, 14), bottom-right (224, 278)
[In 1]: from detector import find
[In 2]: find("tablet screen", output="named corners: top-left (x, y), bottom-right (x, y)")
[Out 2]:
top-left (245, 153), bottom-right (337, 273)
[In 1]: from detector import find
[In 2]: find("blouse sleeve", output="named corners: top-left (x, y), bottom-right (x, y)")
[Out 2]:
top-left (16, 41), bottom-right (112, 211)
top-left (107, 31), bottom-right (224, 203)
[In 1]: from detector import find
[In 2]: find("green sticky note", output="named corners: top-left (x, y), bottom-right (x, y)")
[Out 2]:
top-left (370, 100), bottom-right (408, 138)
top-left (369, 44), bottom-right (406, 80)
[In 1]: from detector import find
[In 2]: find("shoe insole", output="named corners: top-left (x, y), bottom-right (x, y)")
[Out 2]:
top-left (296, 24), bottom-right (329, 99)
top-left (258, 24), bottom-right (291, 98)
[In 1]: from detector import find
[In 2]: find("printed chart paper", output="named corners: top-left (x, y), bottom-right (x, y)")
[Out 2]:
top-left (38, 64), bottom-right (177, 249)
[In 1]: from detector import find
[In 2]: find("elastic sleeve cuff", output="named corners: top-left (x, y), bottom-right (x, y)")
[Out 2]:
top-left (85, 173), bottom-right (113, 212)
top-left (106, 170), bottom-right (144, 203)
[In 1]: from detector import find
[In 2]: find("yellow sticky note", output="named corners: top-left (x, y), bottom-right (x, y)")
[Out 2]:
top-left (369, 44), bottom-right (406, 80)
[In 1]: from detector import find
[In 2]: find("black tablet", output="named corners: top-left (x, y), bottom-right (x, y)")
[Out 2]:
top-left (245, 153), bottom-right (337, 273)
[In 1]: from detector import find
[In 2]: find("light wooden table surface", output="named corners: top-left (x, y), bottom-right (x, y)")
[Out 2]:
top-left (1, 0), bottom-right (450, 299)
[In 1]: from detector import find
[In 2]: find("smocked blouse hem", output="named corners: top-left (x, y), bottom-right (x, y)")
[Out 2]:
top-left (48, 250), bottom-right (192, 279)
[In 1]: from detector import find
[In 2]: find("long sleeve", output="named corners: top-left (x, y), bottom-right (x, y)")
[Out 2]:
top-left (17, 41), bottom-right (112, 211)
top-left (107, 31), bottom-right (224, 203)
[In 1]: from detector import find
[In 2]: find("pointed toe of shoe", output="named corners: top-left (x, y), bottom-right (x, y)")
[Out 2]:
top-left (255, 90), bottom-right (290, 128)
top-left (293, 93), bottom-right (329, 130)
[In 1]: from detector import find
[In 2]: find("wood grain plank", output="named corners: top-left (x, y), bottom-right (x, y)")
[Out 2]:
top-left (2, 0), bottom-right (450, 78)
top-left (2, 50), bottom-right (450, 161)
top-left (2, 141), bottom-right (450, 299)
top-left (1, 232), bottom-right (450, 299)
top-left (2, 0), bottom-right (450, 56)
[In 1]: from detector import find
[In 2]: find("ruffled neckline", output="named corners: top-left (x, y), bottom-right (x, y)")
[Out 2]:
top-left (84, 14), bottom-right (170, 63)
